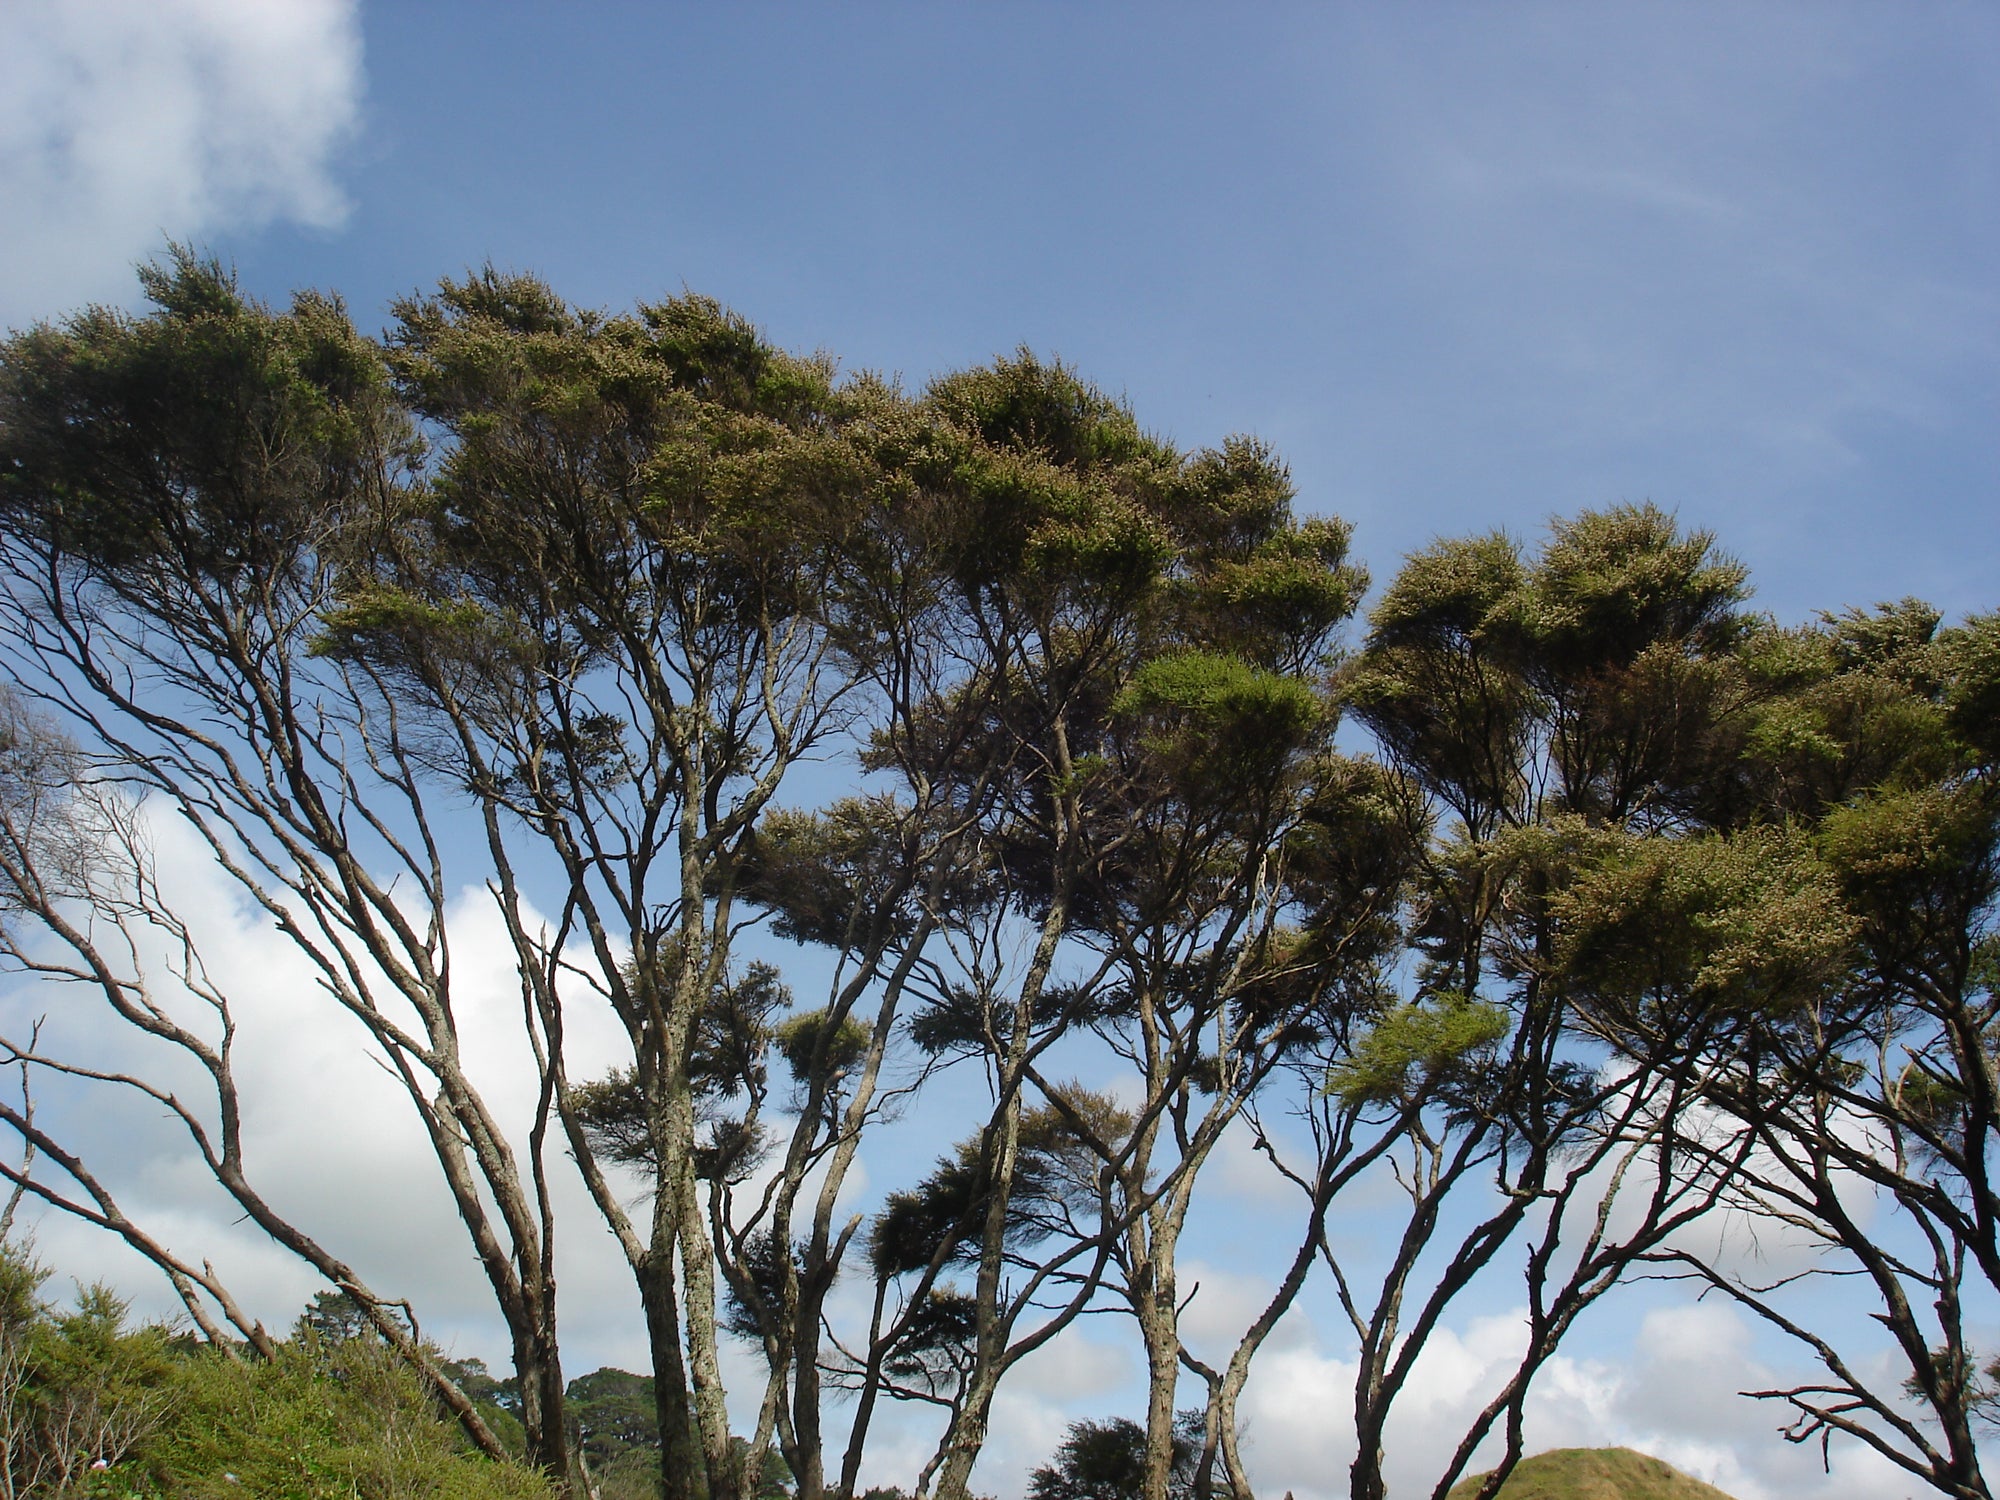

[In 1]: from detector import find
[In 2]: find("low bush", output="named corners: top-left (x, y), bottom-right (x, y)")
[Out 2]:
top-left (0, 1247), bottom-right (553, 1500)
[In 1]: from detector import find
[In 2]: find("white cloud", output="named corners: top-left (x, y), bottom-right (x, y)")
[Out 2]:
top-left (1175, 1259), bottom-right (1283, 1363)
top-left (1224, 1299), bottom-right (1933, 1500)
top-left (961, 1334), bottom-right (1137, 1500)
top-left (0, 808), bottom-right (1971, 1499)
top-left (1201, 1115), bottom-right (1300, 1209)
top-left (0, 0), bottom-right (363, 331)
top-left (0, 802), bottom-right (650, 1367)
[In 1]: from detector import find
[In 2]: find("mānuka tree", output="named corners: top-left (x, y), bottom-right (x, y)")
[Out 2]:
top-left (0, 251), bottom-right (1993, 1500)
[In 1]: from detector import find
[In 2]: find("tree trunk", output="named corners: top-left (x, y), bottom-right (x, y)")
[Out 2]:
top-left (677, 1144), bottom-right (743, 1500)
top-left (1137, 1271), bottom-right (1181, 1500)
top-left (512, 1322), bottom-right (575, 1493)
top-left (643, 1246), bottom-right (703, 1500)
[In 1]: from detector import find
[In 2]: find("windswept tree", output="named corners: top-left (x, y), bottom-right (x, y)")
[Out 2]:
top-left (1295, 506), bottom-right (1784, 1500)
top-left (0, 253), bottom-right (897, 1497)
top-left (310, 267), bottom-right (900, 1500)
top-left (1563, 601), bottom-right (2000, 1500)
top-left (2, 253), bottom-right (1992, 1500)
top-left (833, 355), bottom-right (1376, 1500)
top-left (0, 257), bottom-right (535, 1466)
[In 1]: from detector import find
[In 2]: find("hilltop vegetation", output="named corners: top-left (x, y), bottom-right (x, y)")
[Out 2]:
top-left (1445, 1448), bottom-right (1737, 1500)
top-left (0, 1251), bottom-right (808, 1500)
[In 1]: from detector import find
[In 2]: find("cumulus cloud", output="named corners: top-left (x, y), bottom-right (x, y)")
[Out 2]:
top-left (0, 0), bottom-right (363, 331)
top-left (0, 803), bottom-right (1955, 1499)
top-left (0, 801), bottom-right (647, 1366)
top-left (1224, 1299), bottom-right (1923, 1500)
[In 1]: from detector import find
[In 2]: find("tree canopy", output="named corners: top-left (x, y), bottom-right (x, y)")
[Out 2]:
top-left (0, 250), bottom-right (1993, 1500)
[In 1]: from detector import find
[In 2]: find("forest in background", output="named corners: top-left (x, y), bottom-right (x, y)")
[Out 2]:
top-left (0, 250), bottom-right (1993, 1500)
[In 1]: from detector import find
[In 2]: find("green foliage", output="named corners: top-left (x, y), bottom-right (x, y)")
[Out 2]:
top-left (740, 800), bottom-right (926, 949)
top-left (0, 245), bottom-right (403, 592)
top-left (1365, 530), bottom-right (1526, 655)
top-left (1349, 507), bottom-right (1752, 829)
top-left (144, 1340), bottom-right (551, 1499)
top-left (359, 269), bottom-right (884, 719)
top-left (868, 1095), bottom-right (1124, 1278)
top-left (1550, 824), bottom-right (1857, 1028)
top-left (1444, 1445), bottom-right (1738, 1500)
top-left (0, 1251), bottom-right (551, 1500)
top-left (1939, 611), bottom-right (2000, 763)
top-left (571, 959), bottom-right (789, 1181)
top-left (1815, 783), bottom-right (2000, 987)
top-left (1517, 504), bottom-right (1748, 676)
top-left (1282, 754), bottom-right (1425, 950)
top-left (1, 1274), bottom-right (179, 1498)
top-left (1025, 1410), bottom-right (1203, 1500)
top-left (1114, 652), bottom-right (1322, 755)
top-left (566, 1367), bottom-right (659, 1476)
top-left (1345, 533), bottom-right (1534, 825)
top-left (1180, 511), bottom-right (1363, 668)
top-left (293, 1288), bottom-right (413, 1345)
top-left (926, 350), bottom-right (1153, 471)
top-left (772, 1007), bottom-right (870, 1086)
top-left (558, 1366), bottom-right (790, 1500)
top-left (1326, 993), bottom-right (1510, 1107)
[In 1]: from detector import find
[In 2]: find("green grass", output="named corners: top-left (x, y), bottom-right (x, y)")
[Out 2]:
top-left (135, 1339), bottom-right (556, 1499)
top-left (1444, 1447), bottom-right (1739, 1500)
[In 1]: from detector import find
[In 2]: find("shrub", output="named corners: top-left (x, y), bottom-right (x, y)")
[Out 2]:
top-left (0, 1246), bottom-right (553, 1500)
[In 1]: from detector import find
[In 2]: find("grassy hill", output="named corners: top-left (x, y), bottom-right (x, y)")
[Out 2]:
top-left (1444, 1447), bottom-right (1738, 1500)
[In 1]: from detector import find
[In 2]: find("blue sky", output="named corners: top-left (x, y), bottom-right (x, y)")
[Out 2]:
top-left (1, 6), bottom-right (1995, 1498)
top-left (6, 4), bottom-right (1995, 628)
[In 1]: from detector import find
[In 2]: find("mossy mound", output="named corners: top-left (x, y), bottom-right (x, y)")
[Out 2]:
top-left (1445, 1446), bottom-right (1738, 1500)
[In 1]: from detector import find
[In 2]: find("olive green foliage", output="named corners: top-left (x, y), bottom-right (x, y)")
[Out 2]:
top-left (564, 1368), bottom-right (788, 1500)
top-left (1348, 504), bottom-right (1750, 833)
top-left (1112, 650), bottom-right (1324, 789)
top-left (293, 1288), bottom-right (414, 1345)
top-left (0, 1258), bottom-right (178, 1498)
top-left (566, 1367), bottom-right (660, 1495)
top-left (1326, 992), bottom-right (1511, 1107)
top-left (1549, 824), bottom-right (1859, 1030)
top-left (0, 1253), bottom-right (551, 1500)
top-left (740, 801), bottom-right (936, 949)
top-left (1444, 1446), bottom-right (1738, 1500)
top-left (147, 1341), bottom-right (551, 1500)
top-left (570, 959), bottom-right (790, 1182)
top-left (772, 1008), bottom-right (870, 1087)
top-left (0, 246), bottom-right (402, 591)
top-left (868, 1095), bottom-right (1125, 1279)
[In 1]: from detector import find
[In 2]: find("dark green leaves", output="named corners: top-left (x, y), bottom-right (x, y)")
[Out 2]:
top-left (0, 245), bottom-right (399, 598)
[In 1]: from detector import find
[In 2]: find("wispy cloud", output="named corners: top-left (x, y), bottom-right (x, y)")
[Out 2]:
top-left (0, 0), bottom-right (364, 331)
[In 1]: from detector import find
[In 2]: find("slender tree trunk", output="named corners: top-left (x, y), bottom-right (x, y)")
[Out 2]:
top-left (1350, 1319), bottom-right (1395, 1500)
top-left (836, 1278), bottom-right (892, 1500)
top-left (675, 1145), bottom-right (742, 1500)
top-left (790, 1291), bottom-right (827, 1500)
top-left (644, 1247), bottom-right (703, 1500)
top-left (510, 1320), bottom-right (573, 1490)
top-left (930, 875), bottom-right (1072, 1500)
top-left (1137, 1270), bottom-right (1181, 1500)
